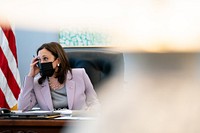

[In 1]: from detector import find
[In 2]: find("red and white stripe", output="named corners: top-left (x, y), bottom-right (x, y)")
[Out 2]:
top-left (0, 24), bottom-right (21, 109)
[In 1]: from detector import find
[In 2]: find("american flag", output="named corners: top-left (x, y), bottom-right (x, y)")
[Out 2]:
top-left (0, 23), bottom-right (21, 110)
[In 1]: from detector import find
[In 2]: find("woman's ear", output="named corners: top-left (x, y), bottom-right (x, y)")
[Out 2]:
top-left (57, 58), bottom-right (61, 65)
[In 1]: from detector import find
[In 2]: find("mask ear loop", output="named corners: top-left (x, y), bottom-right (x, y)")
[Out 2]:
top-left (51, 57), bottom-right (59, 67)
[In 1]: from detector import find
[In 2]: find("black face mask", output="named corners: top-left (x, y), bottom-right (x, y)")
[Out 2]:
top-left (39, 62), bottom-right (55, 77)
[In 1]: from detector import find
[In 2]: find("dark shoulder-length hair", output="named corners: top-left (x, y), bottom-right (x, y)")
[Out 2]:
top-left (37, 42), bottom-right (72, 84)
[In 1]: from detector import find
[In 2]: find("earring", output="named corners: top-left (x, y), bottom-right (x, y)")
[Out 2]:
top-left (57, 64), bottom-right (60, 67)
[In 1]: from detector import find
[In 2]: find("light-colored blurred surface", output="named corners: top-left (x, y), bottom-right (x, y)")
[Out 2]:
top-left (61, 53), bottom-right (200, 133)
top-left (1, 0), bottom-right (200, 52)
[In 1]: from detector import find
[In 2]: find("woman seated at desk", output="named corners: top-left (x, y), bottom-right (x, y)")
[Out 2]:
top-left (18, 42), bottom-right (100, 111)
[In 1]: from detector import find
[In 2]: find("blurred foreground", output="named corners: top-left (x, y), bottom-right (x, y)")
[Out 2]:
top-left (62, 53), bottom-right (200, 133)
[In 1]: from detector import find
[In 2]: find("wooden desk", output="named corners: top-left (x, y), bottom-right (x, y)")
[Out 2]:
top-left (0, 118), bottom-right (88, 133)
top-left (0, 110), bottom-right (98, 133)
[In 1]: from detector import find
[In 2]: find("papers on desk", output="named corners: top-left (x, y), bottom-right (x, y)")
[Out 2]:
top-left (55, 110), bottom-right (98, 120)
top-left (10, 109), bottom-right (72, 119)
top-left (10, 110), bottom-right (62, 119)
top-left (22, 109), bottom-right (72, 115)
top-left (55, 116), bottom-right (96, 120)
top-left (10, 109), bottom-right (97, 120)
top-left (14, 109), bottom-right (72, 115)
top-left (20, 110), bottom-right (52, 113)
top-left (53, 109), bottom-right (72, 115)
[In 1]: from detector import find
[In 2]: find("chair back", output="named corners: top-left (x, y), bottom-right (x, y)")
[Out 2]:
top-left (64, 47), bottom-right (124, 91)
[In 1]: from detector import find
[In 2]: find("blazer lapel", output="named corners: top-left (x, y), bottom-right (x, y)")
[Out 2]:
top-left (40, 79), bottom-right (54, 110)
top-left (66, 79), bottom-right (75, 110)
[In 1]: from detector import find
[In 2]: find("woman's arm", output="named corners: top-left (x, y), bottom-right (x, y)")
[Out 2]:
top-left (18, 76), bottom-right (37, 111)
top-left (82, 69), bottom-right (101, 111)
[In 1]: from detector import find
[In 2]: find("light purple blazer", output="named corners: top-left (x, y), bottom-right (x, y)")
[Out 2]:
top-left (18, 68), bottom-right (100, 111)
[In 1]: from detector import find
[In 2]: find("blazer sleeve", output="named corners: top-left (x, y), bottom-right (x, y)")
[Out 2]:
top-left (82, 69), bottom-right (101, 111)
top-left (18, 76), bottom-right (37, 111)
